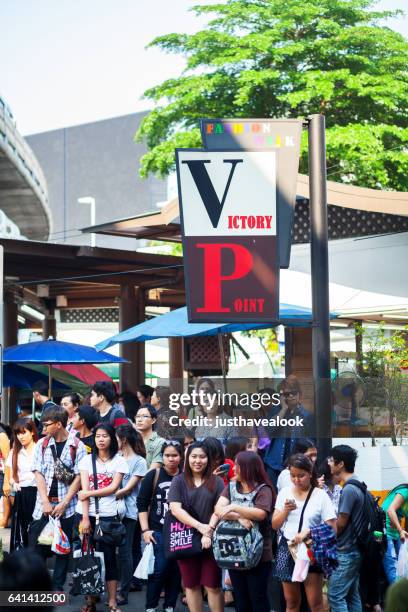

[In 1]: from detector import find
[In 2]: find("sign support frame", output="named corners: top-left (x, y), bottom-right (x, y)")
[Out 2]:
top-left (307, 114), bottom-right (332, 458)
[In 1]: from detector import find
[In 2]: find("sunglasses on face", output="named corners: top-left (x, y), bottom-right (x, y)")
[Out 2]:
top-left (282, 391), bottom-right (298, 398)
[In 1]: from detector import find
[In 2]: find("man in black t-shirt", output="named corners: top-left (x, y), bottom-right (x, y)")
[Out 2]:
top-left (90, 381), bottom-right (129, 428)
top-left (72, 405), bottom-right (98, 453)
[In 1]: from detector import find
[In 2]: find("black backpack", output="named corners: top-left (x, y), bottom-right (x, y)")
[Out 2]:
top-left (343, 479), bottom-right (387, 556)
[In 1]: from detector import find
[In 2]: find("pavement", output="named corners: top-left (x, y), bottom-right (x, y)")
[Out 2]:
top-left (1, 527), bottom-right (280, 611)
top-left (0, 527), bottom-right (194, 611)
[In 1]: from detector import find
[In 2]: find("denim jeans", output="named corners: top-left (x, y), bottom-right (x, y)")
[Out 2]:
top-left (118, 517), bottom-right (137, 597)
top-left (146, 530), bottom-right (181, 609)
top-left (329, 548), bottom-right (362, 612)
top-left (383, 537), bottom-right (401, 584)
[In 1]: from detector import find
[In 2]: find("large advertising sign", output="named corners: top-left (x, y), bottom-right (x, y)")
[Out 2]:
top-left (176, 149), bottom-right (279, 323)
top-left (201, 118), bottom-right (302, 269)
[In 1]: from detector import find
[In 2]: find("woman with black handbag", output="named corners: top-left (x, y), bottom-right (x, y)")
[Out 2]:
top-left (167, 441), bottom-right (225, 612)
top-left (272, 454), bottom-right (337, 612)
top-left (78, 424), bottom-right (129, 612)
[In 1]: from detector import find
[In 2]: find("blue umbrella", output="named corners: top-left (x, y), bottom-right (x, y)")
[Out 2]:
top-left (4, 338), bottom-right (128, 396)
top-left (96, 303), bottom-right (336, 351)
top-left (4, 339), bottom-right (128, 364)
top-left (3, 363), bottom-right (69, 390)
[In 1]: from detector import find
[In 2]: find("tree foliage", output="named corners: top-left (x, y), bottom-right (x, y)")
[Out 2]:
top-left (137, 0), bottom-right (408, 190)
top-left (356, 323), bottom-right (408, 445)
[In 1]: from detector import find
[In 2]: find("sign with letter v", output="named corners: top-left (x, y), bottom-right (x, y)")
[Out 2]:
top-left (176, 149), bottom-right (279, 323)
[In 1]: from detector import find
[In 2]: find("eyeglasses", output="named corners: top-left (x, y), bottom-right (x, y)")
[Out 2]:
top-left (42, 421), bottom-right (56, 428)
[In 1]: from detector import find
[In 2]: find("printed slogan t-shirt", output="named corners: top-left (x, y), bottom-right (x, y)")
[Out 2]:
top-left (78, 453), bottom-right (129, 517)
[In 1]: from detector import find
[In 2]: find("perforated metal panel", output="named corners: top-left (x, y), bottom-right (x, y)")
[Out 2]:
top-left (293, 198), bottom-right (408, 243)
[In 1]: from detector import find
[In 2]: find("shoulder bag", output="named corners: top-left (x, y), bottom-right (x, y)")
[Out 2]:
top-left (163, 475), bottom-right (202, 560)
top-left (91, 454), bottom-right (126, 548)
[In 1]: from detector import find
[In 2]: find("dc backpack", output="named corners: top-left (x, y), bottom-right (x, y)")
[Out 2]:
top-left (212, 482), bottom-right (265, 570)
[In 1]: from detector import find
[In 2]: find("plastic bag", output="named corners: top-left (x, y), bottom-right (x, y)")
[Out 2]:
top-left (134, 543), bottom-right (155, 580)
top-left (51, 518), bottom-right (71, 555)
top-left (37, 517), bottom-right (54, 546)
top-left (397, 540), bottom-right (408, 579)
top-left (291, 543), bottom-right (310, 582)
top-left (116, 498), bottom-right (126, 521)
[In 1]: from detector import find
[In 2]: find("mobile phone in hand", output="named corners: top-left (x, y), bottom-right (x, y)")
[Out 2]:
top-left (216, 463), bottom-right (231, 475)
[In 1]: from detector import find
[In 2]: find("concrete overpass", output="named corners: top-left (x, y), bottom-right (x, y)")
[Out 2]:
top-left (0, 95), bottom-right (51, 240)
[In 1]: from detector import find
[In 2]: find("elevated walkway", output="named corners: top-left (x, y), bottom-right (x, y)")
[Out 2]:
top-left (0, 96), bottom-right (51, 240)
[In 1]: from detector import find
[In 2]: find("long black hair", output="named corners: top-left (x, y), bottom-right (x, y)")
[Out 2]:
top-left (93, 423), bottom-right (118, 459)
top-left (116, 423), bottom-right (146, 458)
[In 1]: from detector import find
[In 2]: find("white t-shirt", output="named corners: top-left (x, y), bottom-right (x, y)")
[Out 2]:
top-left (6, 447), bottom-right (36, 488)
top-left (78, 454), bottom-right (129, 517)
top-left (277, 468), bottom-right (292, 492)
top-left (275, 486), bottom-right (336, 541)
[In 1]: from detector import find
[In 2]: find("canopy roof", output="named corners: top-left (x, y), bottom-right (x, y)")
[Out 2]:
top-left (96, 302), bottom-right (328, 350)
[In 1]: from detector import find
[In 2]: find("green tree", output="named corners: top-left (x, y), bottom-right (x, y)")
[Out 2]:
top-left (356, 323), bottom-right (408, 445)
top-left (137, 0), bottom-right (408, 190)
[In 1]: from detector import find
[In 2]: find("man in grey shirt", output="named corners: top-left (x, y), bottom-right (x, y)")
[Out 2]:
top-left (328, 445), bottom-right (365, 612)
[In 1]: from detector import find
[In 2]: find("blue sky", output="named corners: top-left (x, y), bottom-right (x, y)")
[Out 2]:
top-left (1, 0), bottom-right (406, 135)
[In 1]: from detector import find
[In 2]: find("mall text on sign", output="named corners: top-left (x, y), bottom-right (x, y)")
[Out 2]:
top-left (176, 149), bottom-right (279, 323)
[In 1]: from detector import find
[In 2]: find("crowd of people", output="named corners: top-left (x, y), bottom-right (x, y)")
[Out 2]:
top-left (0, 375), bottom-right (407, 612)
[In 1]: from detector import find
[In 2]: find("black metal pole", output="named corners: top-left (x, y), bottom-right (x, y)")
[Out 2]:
top-left (308, 114), bottom-right (332, 460)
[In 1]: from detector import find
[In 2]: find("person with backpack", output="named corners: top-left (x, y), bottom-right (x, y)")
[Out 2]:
top-left (381, 483), bottom-right (408, 584)
top-left (90, 381), bottom-right (130, 429)
top-left (28, 406), bottom-right (87, 592)
top-left (213, 451), bottom-right (275, 612)
top-left (328, 445), bottom-right (368, 612)
top-left (137, 440), bottom-right (183, 612)
top-left (272, 453), bottom-right (337, 612)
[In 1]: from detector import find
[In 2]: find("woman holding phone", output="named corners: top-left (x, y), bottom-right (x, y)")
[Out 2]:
top-left (272, 454), bottom-right (337, 612)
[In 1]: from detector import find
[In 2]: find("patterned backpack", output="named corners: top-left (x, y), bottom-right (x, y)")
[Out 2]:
top-left (212, 482), bottom-right (265, 570)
